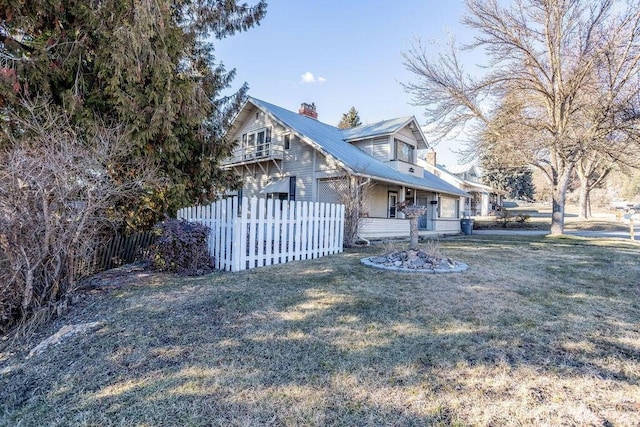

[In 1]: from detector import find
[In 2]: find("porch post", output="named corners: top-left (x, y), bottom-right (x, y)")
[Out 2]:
top-left (399, 186), bottom-right (406, 219)
top-left (481, 192), bottom-right (490, 216)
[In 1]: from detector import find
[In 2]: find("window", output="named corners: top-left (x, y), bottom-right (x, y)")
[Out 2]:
top-left (439, 197), bottom-right (459, 218)
top-left (255, 130), bottom-right (265, 156)
top-left (284, 134), bottom-right (291, 150)
top-left (394, 139), bottom-right (415, 164)
top-left (241, 127), bottom-right (272, 158)
top-left (388, 192), bottom-right (398, 218)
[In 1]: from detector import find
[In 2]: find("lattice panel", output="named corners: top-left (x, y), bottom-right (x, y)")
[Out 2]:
top-left (317, 178), bottom-right (347, 204)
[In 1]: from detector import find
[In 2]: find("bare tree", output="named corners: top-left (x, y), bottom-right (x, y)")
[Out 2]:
top-left (330, 175), bottom-right (371, 247)
top-left (0, 101), bottom-right (157, 332)
top-left (403, 0), bottom-right (640, 235)
top-left (575, 152), bottom-right (614, 218)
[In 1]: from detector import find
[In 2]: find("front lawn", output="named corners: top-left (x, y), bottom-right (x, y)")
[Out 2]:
top-left (1, 236), bottom-right (639, 426)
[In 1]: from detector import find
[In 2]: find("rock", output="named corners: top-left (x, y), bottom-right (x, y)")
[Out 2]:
top-left (406, 251), bottom-right (419, 262)
top-left (26, 321), bottom-right (104, 359)
top-left (410, 258), bottom-right (426, 267)
top-left (370, 256), bottom-right (389, 264)
top-left (394, 261), bottom-right (402, 267)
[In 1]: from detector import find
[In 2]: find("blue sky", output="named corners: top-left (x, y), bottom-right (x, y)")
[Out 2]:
top-left (216, 1), bottom-right (474, 167)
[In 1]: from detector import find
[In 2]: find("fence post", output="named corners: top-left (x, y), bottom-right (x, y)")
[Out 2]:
top-left (338, 203), bottom-right (345, 251)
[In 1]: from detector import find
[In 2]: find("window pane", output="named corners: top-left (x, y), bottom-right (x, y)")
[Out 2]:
top-left (395, 139), bottom-right (414, 163)
top-left (439, 197), bottom-right (458, 218)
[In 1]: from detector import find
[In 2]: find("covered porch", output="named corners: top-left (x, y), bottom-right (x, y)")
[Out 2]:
top-left (358, 184), bottom-right (467, 239)
top-left (358, 217), bottom-right (457, 240)
top-left (463, 186), bottom-right (504, 217)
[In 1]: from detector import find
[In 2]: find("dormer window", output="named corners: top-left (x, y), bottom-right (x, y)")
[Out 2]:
top-left (393, 139), bottom-right (415, 164)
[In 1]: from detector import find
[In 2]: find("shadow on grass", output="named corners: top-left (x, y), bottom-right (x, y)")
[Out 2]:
top-left (1, 237), bottom-right (639, 425)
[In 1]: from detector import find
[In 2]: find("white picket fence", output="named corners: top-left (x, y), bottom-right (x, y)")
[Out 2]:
top-left (176, 196), bottom-right (345, 272)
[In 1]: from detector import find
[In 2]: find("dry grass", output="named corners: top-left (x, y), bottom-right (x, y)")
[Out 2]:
top-left (473, 203), bottom-right (631, 232)
top-left (1, 236), bottom-right (639, 426)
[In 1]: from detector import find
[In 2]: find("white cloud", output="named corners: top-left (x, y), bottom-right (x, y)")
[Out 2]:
top-left (300, 71), bottom-right (326, 84)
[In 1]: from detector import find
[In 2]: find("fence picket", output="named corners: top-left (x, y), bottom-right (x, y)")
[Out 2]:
top-left (229, 198), bottom-right (238, 272)
top-left (300, 201), bottom-right (309, 260)
top-left (287, 201), bottom-right (295, 262)
top-left (257, 197), bottom-right (266, 268)
top-left (265, 198), bottom-right (273, 266)
top-left (274, 199), bottom-right (282, 264)
top-left (294, 202), bottom-right (302, 260)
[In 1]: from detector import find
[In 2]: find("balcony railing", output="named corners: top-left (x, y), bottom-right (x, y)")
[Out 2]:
top-left (223, 143), bottom-right (284, 166)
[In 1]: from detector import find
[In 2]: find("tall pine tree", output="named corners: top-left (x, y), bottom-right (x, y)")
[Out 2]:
top-left (337, 106), bottom-right (362, 129)
top-left (0, 0), bottom-right (266, 229)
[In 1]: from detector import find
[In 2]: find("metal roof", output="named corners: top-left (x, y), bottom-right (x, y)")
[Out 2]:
top-left (343, 116), bottom-right (406, 138)
top-left (435, 164), bottom-right (497, 194)
top-left (248, 97), bottom-right (469, 198)
top-left (445, 161), bottom-right (483, 176)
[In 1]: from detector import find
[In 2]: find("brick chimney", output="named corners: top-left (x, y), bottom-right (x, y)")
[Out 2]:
top-left (425, 149), bottom-right (437, 166)
top-left (298, 102), bottom-right (318, 119)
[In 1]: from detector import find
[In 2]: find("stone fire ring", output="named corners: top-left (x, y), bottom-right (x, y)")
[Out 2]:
top-left (360, 257), bottom-right (469, 274)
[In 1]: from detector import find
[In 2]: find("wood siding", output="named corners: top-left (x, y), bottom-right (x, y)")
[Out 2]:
top-left (364, 184), bottom-right (390, 218)
top-left (397, 126), bottom-right (415, 140)
top-left (351, 136), bottom-right (390, 162)
top-left (359, 218), bottom-right (410, 239)
top-left (227, 106), bottom-right (324, 202)
top-left (282, 135), bottom-right (315, 201)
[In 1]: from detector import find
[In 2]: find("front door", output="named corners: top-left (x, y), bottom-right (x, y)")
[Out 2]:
top-left (388, 192), bottom-right (398, 218)
top-left (417, 196), bottom-right (430, 229)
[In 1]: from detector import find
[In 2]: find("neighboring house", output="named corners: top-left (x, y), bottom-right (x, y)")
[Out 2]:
top-left (420, 153), bottom-right (503, 216)
top-left (221, 97), bottom-right (469, 238)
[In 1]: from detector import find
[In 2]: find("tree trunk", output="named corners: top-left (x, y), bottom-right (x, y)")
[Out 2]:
top-left (409, 216), bottom-right (419, 250)
top-left (578, 176), bottom-right (590, 220)
top-left (549, 169), bottom-right (573, 235)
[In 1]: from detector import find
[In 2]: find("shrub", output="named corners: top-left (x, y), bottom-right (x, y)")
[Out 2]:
top-left (147, 218), bottom-right (214, 275)
top-left (515, 213), bottom-right (530, 226)
top-left (0, 102), bottom-right (155, 334)
top-left (422, 239), bottom-right (443, 260)
top-left (495, 210), bottom-right (513, 228)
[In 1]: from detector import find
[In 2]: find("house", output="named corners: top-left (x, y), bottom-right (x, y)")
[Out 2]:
top-left (420, 153), bottom-right (503, 216)
top-left (221, 97), bottom-right (469, 238)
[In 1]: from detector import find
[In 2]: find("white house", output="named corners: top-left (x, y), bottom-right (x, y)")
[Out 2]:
top-left (221, 98), bottom-right (470, 238)
top-left (420, 152), bottom-right (503, 216)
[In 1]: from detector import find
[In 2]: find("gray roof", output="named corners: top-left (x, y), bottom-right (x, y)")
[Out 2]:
top-left (446, 161), bottom-right (482, 176)
top-left (435, 164), bottom-right (493, 192)
top-left (248, 97), bottom-right (469, 198)
top-left (342, 116), bottom-right (412, 140)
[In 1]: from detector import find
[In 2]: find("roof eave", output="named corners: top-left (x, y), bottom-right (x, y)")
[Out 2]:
top-left (350, 171), bottom-right (469, 198)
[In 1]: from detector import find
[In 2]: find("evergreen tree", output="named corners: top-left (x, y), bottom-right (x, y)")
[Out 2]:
top-left (337, 106), bottom-right (362, 129)
top-left (481, 161), bottom-right (535, 201)
top-left (0, 0), bottom-right (266, 229)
